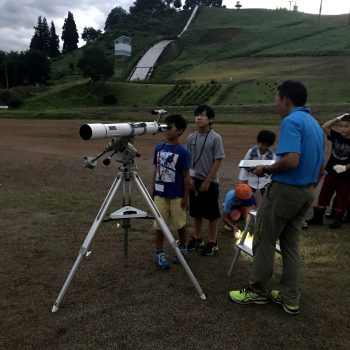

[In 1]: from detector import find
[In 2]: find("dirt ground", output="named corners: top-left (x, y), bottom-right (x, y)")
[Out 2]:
top-left (1, 119), bottom-right (349, 350)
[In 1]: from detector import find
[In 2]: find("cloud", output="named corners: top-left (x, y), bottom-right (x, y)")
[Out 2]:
top-left (0, 0), bottom-right (134, 52)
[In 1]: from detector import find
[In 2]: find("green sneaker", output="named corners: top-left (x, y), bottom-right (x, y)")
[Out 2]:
top-left (229, 285), bottom-right (270, 305)
top-left (270, 290), bottom-right (300, 315)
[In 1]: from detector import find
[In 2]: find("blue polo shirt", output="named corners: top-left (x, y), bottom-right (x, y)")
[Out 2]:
top-left (272, 107), bottom-right (325, 186)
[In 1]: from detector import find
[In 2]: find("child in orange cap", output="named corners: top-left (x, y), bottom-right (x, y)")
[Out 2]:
top-left (222, 184), bottom-right (256, 238)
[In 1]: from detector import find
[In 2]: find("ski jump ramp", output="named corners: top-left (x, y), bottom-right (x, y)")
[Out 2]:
top-left (128, 6), bottom-right (199, 81)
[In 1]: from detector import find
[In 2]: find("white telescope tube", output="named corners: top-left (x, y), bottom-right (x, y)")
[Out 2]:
top-left (80, 122), bottom-right (166, 140)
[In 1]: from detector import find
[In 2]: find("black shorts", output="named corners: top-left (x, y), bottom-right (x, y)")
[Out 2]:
top-left (189, 178), bottom-right (221, 220)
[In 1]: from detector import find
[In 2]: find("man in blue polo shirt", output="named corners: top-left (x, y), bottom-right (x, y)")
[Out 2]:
top-left (229, 80), bottom-right (325, 315)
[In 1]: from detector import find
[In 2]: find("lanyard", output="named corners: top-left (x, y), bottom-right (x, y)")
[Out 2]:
top-left (192, 129), bottom-right (211, 169)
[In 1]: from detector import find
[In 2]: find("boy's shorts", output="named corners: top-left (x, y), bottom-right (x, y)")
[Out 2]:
top-left (189, 178), bottom-right (221, 221)
top-left (153, 196), bottom-right (186, 230)
top-left (229, 205), bottom-right (249, 222)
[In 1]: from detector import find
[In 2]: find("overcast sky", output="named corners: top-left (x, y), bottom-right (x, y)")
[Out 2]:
top-left (0, 0), bottom-right (348, 53)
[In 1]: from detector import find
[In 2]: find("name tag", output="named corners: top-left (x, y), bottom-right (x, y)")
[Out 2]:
top-left (189, 169), bottom-right (196, 177)
top-left (155, 183), bottom-right (164, 192)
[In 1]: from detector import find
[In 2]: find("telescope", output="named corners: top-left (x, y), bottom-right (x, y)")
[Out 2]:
top-left (80, 121), bottom-right (169, 140)
top-left (80, 110), bottom-right (170, 168)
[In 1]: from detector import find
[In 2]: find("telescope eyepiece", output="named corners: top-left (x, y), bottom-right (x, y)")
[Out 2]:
top-left (151, 109), bottom-right (167, 115)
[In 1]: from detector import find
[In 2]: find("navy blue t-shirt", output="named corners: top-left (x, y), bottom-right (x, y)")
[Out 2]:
top-left (153, 143), bottom-right (190, 199)
top-left (325, 129), bottom-right (350, 181)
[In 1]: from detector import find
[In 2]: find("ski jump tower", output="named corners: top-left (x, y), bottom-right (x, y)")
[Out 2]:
top-left (128, 6), bottom-right (199, 81)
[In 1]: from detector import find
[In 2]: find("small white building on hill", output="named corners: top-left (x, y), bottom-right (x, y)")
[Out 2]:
top-left (114, 36), bottom-right (132, 61)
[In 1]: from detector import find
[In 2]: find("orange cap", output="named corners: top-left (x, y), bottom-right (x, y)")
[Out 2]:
top-left (235, 184), bottom-right (253, 200)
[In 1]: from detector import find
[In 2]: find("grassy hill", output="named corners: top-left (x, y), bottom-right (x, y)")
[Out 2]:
top-left (154, 8), bottom-right (350, 79)
top-left (4, 7), bottom-right (350, 115)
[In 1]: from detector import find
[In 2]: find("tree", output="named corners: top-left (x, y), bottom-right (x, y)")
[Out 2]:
top-left (20, 50), bottom-right (50, 85)
top-left (81, 27), bottom-right (102, 43)
top-left (48, 21), bottom-right (60, 58)
top-left (183, 0), bottom-right (199, 10)
top-left (30, 16), bottom-right (50, 54)
top-left (61, 12), bottom-right (79, 53)
top-left (174, 0), bottom-right (182, 9)
top-left (104, 6), bottom-right (128, 30)
top-left (77, 47), bottom-right (114, 84)
top-left (130, 0), bottom-right (168, 14)
top-left (183, 0), bottom-right (222, 8)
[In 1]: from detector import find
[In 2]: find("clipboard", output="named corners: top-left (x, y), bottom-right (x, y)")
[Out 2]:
top-left (238, 160), bottom-right (275, 168)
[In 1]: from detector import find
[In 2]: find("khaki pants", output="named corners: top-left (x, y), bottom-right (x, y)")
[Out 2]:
top-left (250, 181), bottom-right (314, 306)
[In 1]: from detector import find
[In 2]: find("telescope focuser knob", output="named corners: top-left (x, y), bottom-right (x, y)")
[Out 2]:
top-left (103, 158), bottom-right (111, 166)
top-left (84, 156), bottom-right (97, 169)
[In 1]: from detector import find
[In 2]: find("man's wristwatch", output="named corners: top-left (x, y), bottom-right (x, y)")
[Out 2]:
top-left (263, 165), bottom-right (272, 175)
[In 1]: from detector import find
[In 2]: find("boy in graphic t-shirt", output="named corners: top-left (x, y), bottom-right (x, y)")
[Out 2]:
top-left (152, 114), bottom-right (190, 269)
top-left (307, 113), bottom-right (350, 228)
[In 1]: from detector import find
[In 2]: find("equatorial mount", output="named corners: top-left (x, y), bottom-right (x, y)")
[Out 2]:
top-left (84, 135), bottom-right (140, 169)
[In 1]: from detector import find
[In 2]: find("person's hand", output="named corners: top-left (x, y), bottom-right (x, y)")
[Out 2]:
top-left (336, 113), bottom-right (349, 121)
top-left (333, 164), bottom-right (347, 173)
top-left (252, 165), bottom-right (265, 177)
top-left (190, 178), bottom-right (196, 191)
top-left (232, 226), bottom-right (241, 239)
top-left (199, 179), bottom-right (210, 192)
top-left (181, 197), bottom-right (189, 209)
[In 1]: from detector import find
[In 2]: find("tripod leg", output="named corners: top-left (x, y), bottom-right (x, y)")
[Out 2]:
top-left (227, 248), bottom-right (241, 277)
top-left (52, 175), bottom-right (124, 312)
top-left (133, 172), bottom-right (206, 300)
top-left (121, 171), bottom-right (132, 257)
top-left (227, 212), bottom-right (253, 276)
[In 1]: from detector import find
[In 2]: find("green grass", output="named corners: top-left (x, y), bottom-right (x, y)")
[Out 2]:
top-left (20, 82), bottom-right (173, 110)
top-left (154, 8), bottom-right (350, 80)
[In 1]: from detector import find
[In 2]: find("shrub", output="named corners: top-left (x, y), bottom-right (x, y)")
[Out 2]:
top-left (8, 96), bottom-right (24, 108)
top-left (102, 94), bottom-right (117, 105)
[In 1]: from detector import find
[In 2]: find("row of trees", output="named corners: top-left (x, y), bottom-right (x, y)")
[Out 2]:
top-left (0, 50), bottom-right (50, 88)
top-left (105, 0), bottom-right (222, 29)
top-left (30, 11), bottom-right (79, 57)
top-left (128, 0), bottom-right (222, 15)
top-left (0, 12), bottom-right (81, 89)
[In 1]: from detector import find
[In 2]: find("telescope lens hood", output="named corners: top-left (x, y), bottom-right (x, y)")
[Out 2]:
top-left (80, 124), bottom-right (93, 140)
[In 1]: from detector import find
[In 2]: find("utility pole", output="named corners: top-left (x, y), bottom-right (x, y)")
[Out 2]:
top-left (5, 63), bottom-right (9, 90)
top-left (318, 0), bottom-right (323, 24)
top-left (288, 1), bottom-right (293, 11)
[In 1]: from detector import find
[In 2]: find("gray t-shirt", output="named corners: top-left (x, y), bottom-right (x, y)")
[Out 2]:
top-left (186, 129), bottom-right (225, 183)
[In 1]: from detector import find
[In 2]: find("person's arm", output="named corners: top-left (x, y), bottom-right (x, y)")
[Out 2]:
top-left (151, 166), bottom-right (157, 199)
top-left (238, 149), bottom-right (251, 182)
top-left (151, 147), bottom-right (159, 199)
top-left (199, 159), bottom-right (222, 191)
top-left (181, 169), bottom-right (190, 208)
top-left (253, 153), bottom-right (299, 177)
top-left (316, 163), bottom-right (325, 187)
top-left (222, 212), bottom-right (239, 232)
top-left (322, 118), bottom-right (337, 137)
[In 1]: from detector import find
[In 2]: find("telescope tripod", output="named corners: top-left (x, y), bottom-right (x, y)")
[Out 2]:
top-left (52, 165), bottom-right (206, 312)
